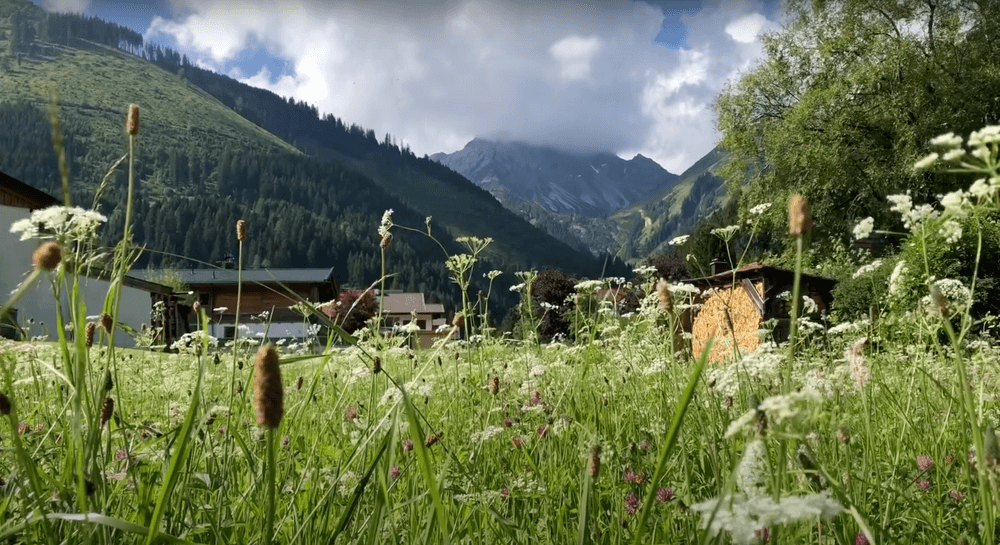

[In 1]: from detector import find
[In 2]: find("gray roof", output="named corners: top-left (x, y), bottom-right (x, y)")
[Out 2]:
top-left (133, 267), bottom-right (336, 286)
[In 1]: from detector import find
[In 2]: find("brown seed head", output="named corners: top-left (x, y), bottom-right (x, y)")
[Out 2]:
top-left (0, 392), bottom-right (10, 415)
top-left (656, 279), bottom-right (673, 313)
top-left (380, 233), bottom-right (392, 249)
top-left (33, 242), bottom-right (61, 271)
top-left (788, 194), bottom-right (812, 237)
top-left (296, 376), bottom-right (304, 391)
top-left (236, 219), bottom-right (247, 242)
top-left (103, 370), bottom-right (114, 391)
top-left (253, 344), bottom-right (284, 428)
top-left (101, 397), bottom-right (114, 427)
top-left (590, 445), bottom-right (602, 479)
top-left (126, 104), bottom-right (139, 135)
top-left (425, 431), bottom-right (442, 447)
top-left (490, 376), bottom-right (500, 395)
top-left (452, 313), bottom-right (464, 329)
top-left (85, 322), bottom-right (97, 348)
top-left (99, 313), bottom-right (113, 333)
top-left (373, 356), bottom-right (382, 374)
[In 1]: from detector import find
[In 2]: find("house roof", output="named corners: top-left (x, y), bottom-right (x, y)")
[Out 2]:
top-left (132, 267), bottom-right (337, 287)
top-left (377, 292), bottom-right (445, 315)
top-left (0, 171), bottom-right (60, 210)
top-left (685, 262), bottom-right (837, 288)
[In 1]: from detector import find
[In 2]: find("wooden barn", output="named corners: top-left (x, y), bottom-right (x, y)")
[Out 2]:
top-left (685, 263), bottom-right (837, 364)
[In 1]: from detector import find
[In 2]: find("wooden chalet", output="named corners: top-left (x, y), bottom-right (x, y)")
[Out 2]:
top-left (376, 290), bottom-right (449, 348)
top-left (132, 267), bottom-right (340, 344)
top-left (684, 262), bottom-right (837, 364)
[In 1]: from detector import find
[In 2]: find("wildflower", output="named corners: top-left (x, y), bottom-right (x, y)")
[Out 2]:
top-left (749, 203), bottom-right (772, 216)
top-left (942, 148), bottom-right (965, 162)
top-left (425, 431), bottom-right (442, 447)
top-left (691, 493), bottom-right (842, 545)
top-left (512, 435), bottom-right (524, 449)
top-left (296, 376), bottom-right (303, 391)
top-left (949, 489), bottom-right (964, 503)
top-left (640, 440), bottom-right (651, 451)
top-left (845, 337), bottom-right (870, 389)
top-left (968, 125), bottom-right (1000, 147)
top-left (851, 260), bottom-right (883, 280)
top-left (854, 532), bottom-right (870, 545)
top-left (32, 242), bottom-right (61, 270)
top-left (787, 194), bottom-right (811, 236)
top-left (489, 376), bottom-right (500, 395)
top-left (500, 487), bottom-right (509, 499)
top-left (100, 313), bottom-right (113, 333)
top-left (737, 440), bottom-right (769, 497)
top-left (930, 132), bottom-right (963, 148)
top-left (344, 406), bottom-right (358, 421)
top-left (852, 217), bottom-right (874, 240)
top-left (536, 425), bottom-right (549, 439)
top-left (711, 225), bottom-right (740, 240)
top-left (101, 397), bottom-right (114, 427)
top-left (914, 152), bottom-right (939, 171)
top-left (402, 438), bottom-right (413, 452)
top-left (888, 261), bottom-right (908, 297)
top-left (668, 234), bottom-right (690, 245)
top-left (125, 104), bottom-right (139, 135)
top-left (390, 465), bottom-right (400, 478)
top-left (657, 487), bottom-right (674, 503)
top-left (623, 469), bottom-right (638, 483)
top-left (755, 527), bottom-right (770, 542)
top-left (236, 219), bottom-right (246, 242)
top-left (253, 344), bottom-right (283, 428)
top-left (624, 493), bottom-right (641, 515)
top-left (915, 478), bottom-right (930, 491)
top-left (18, 421), bottom-right (28, 434)
top-left (590, 445), bottom-right (601, 479)
top-left (917, 454), bottom-right (933, 471)
top-left (503, 417), bottom-right (513, 427)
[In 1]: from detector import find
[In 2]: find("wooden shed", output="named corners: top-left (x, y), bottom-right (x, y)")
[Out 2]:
top-left (685, 263), bottom-right (837, 364)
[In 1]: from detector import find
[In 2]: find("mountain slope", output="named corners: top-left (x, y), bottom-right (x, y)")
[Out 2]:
top-left (610, 145), bottom-right (730, 261)
top-left (432, 138), bottom-right (679, 218)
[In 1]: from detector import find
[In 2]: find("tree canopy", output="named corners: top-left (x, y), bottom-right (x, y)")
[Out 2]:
top-left (716, 0), bottom-right (1000, 245)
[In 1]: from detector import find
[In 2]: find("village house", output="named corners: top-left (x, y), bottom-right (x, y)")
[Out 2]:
top-left (684, 262), bottom-right (837, 364)
top-left (1, 171), bottom-right (170, 346)
top-left (131, 267), bottom-right (340, 345)
top-left (376, 290), bottom-right (449, 348)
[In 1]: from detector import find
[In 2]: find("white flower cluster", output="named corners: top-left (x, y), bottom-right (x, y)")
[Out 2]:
top-left (921, 278), bottom-right (972, 314)
top-left (736, 440), bottom-right (769, 497)
top-left (377, 209), bottom-right (393, 238)
top-left (469, 425), bottom-right (505, 443)
top-left (573, 279), bottom-right (604, 292)
top-left (691, 493), bottom-right (842, 545)
top-left (852, 217), bottom-right (874, 240)
top-left (749, 203), bottom-right (772, 216)
top-left (887, 193), bottom-right (939, 230)
top-left (169, 330), bottom-right (219, 355)
top-left (852, 259), bottom-right (883, 279)
top-left (10, 205), bottom-right (107, 242)
top-left (888, 260), bottom-right (908, 297)
top-left (711, 225), bottom-right (740, 241)
top-left (668, 234), bottom-right (690, 246)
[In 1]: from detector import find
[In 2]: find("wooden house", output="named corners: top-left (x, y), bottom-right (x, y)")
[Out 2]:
top-left (684, 262), bottom-right (837, 364)
top-left (132, 267), bottom-right (340, 344)
top-left (376, 290), bottom-right (449, 348)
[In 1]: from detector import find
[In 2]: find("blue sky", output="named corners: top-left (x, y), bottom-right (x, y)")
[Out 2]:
top-left (34, 0), bottom-right (784, 173)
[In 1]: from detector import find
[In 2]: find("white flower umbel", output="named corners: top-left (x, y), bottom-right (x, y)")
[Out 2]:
top-left (749, 203), bottom-right (772, 216)
top-left (888, 260), bottom-right (908, 297)
top-left (852, 217), bottom-right (874, 240)
top-left (940, 219), bottom-right (963, 244)
top-left (10, 205), bottom-right (107, 243)
top-left (914, 152), bottom-right (939, 171)
top-left (668, 234), bottom-right (690, 246)
top-left (691, 493), bottom-right (842, 545)
top-left (930, 132), bottom-right (964, 149)
top-left (378, 209), bottom-right (394, 238)
top-left (852, 259), bottom-right (883, 279)
top-left (573, 279), bottom-right (604, 292)
top-left (736, 440), bottom-right (769, 497)
top-left (711, 225), bottom-right (740, 241)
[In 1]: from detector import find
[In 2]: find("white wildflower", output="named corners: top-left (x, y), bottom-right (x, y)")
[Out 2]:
top-left (724, 409), bottom-right (759, 439)
top-left (757, 390), bottom-right (821, 426)
top-left (888, 260), bottom-right (908, 296)
top-left (529, 364), bottom-right (546, 377)
top-left (749, 203), bottom-right (772, 216)
top-left (378, 209), bottom-right (394, 238)
top-left (169, 331), bottom-right (218, 355)
top-left (914, 152), bottom-right (939, 171)
top-left (844, 337), bottom-right (869, 389)
top-left (668, 283), bottom-right (701, 297)
top-left (509, 283), bottom-right (525, 292)
top-left (942, 148), bottom-right (966, 162)
top-left (968, 125), bottom-right (1000, 147)
top-left (737, 440), bottom-right (769, 497)
top-left (469, 425), bottom-right (505, 443)
top-left (969, 178), bottom-right (993, 200)
top-left (930, 132), bottom-right (964, 148)
top-left (887, 193), bottom-right (913, 217)
top-left (711, 225), bottom-right (740, 241)
top-left (939, 190), bottom-right (968, 218)
top-left (852, 259), bottom-right (883, 279)
top-left (852, 217), bottom-right (874, 240)
top-left (574, 280), bottom-right (604, 292)
top-left (668, 235), bottom-right (690, 245)
top-left (9, 205), bottom-right (107, 242)
top-left (940, 219), bottom-right (963, 244)
top-left (691, 493), bottom-right (842, 545)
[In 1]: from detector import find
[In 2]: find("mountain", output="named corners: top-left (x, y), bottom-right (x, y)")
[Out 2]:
top-left (610, 145), bottom-right (730, 262)
top-left (432, 138), bottom-right (679, 218)
top-left (0, 0), bottom-right (627, 319)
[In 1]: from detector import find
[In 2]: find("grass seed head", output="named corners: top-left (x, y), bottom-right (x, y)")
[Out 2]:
top-left (85, 322), bottom-right (97, 348)
top-left (296, 376), bottom-right (303, 390)
top-left (656, 279), bottom-right (673, 313)
top-left (590, 445), bottom-right (601, 479)
top-left (126, 104), bottom-right (139, 135)
top-left (236, 219), bottom-right (247, 242)
top-left (32, 242), bottom-right (61, 271)
top-left (788, 194), bottom-right (812, 236)
top-left (101, 397), bottom-right (114, 427)
top-left (380, 233), bottom-right (392, 249)
top-left (253, 344), bottom-right (284, 428)
top-left (104, 370), bottom-right (114, 391)
top-left (373, 356), bottom-right (381, 374)
top-left (99, 313), bottom-right (113, 333)
top-left (0, 392), bottom-right (10, 415)
top-left (490, 376), bottom-right (499, 395)
top-left (425, 431), bottom-right (441, 447)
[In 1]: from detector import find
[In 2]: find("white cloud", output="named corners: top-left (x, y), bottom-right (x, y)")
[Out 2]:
top-left (724, 12), bottom-right (769, 43)
top-left (146, 0), bottom-right (779, 173)
top-left (549, 35), bottom-right (603, 82)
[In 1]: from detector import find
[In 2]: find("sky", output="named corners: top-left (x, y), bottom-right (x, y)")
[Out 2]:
top-left (35, 0), bottom-right (783, 173)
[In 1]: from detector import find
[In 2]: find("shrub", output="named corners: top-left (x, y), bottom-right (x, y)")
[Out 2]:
top-left (328, 290), bottom-right (378, 334)
top-left (831, 257), bottom-right (895, 322)
top-left (532, 269), bottom-right (576, 342)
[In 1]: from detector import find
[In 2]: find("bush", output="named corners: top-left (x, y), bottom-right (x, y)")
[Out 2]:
top-left (328, 290), bottom-right (378, 334)
top-left (532, 269), bottom-right (576, 342)
top-left (831, 257), bottom-right (895, 322)
top-left (643, 251), bottom-right (689, 281)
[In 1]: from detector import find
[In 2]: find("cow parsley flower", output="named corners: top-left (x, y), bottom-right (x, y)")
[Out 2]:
top-left (668, 235), bottom-right (690, 245)
top-left (914, 152), bottom-right (939, 171)
top-left (378, 209), bottom-right (394, 238)
top-left (852, 217), bottom-right (874, 240)
top-left (10, 205), bottom-right (107, 243)
top-left (749, 203), bottom-right (772, 216)
top-left (852, 259), bottom-right (883, 279)
top-left (930, 132), bottom-right (964, 149)
top-left (711, 225), bottom-right (740, 241)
